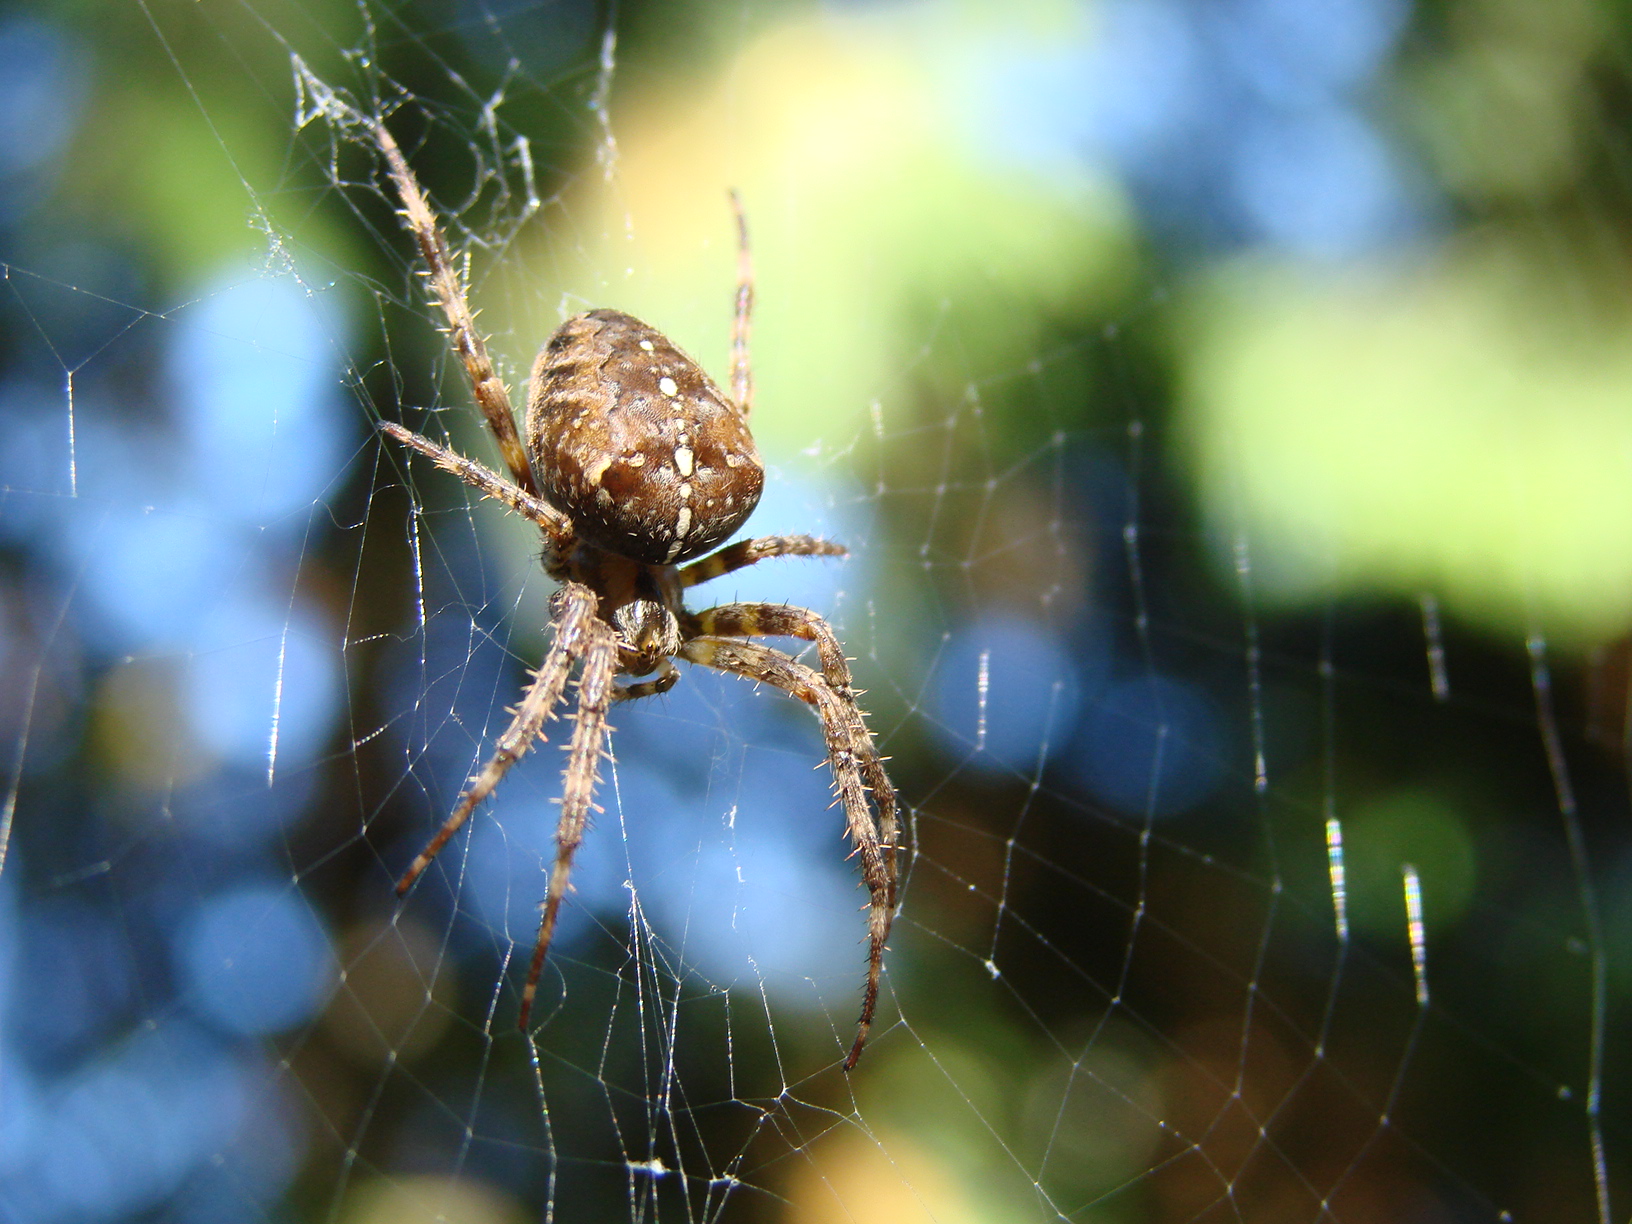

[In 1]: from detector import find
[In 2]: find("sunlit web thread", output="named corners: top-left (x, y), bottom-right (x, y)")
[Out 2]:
top-left (1418, 593), bottom-right (1450, 702)
top-left (1324, 816), bottom-right (1349, 946)
top-left (264, 578), bottom-right (304, 786)
top-left (1317, 856), bottom-right (1446, 1219)
top-left (1297, 594), bottom-right (1365, 1163)
top-left (0, 263), bottom-right (82, 499)
top-left (1401, 863), bottom-right (1427, 1007)
top-left (1086, 412), bottom-right (1177, 1047)
top-left (1528, 631), bottom-right (1612, 1224)
top-left (590, 23), bottom-right (620, 183)
top-left (0, 581), bottom-right (76, 880)
top-left (1233, 531), bottom-right (1269, 795)
top-left (1219, 511), bottom-right (1310, 1197)
top-left (974, 648), bottom-right (989, 752)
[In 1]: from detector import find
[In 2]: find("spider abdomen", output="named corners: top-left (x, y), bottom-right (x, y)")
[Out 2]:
top-left (526, 309), bottom-right (764, 565)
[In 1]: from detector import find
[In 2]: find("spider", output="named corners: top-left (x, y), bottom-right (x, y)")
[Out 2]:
top-left (370, 121), bottom-right (899, 1070)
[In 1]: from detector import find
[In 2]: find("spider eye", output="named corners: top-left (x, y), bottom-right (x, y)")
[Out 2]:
top-left (526, 310), bottom-right (764, 565)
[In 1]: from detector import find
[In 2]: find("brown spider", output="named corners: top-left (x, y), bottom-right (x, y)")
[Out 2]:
top-left (370, 122), bottom-right (899, 1069)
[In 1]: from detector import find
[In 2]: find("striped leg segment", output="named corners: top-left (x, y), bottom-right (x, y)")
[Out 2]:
top-left (691, 603), bottom-right (899, 910)
top-left (728, 189), bottom-right (754, 417)
top-left (373, 121), bottom-right (540, 498)
top-left (680, 636), bottom-right (896, 1070)
top-left (395, 583), bottom-right (599, 896)
top-left (381, 422), bottom-right (571, 550)
top-left (679, 535), bottom-right (846, 589)
top-left (519, 617), bottom-right (619, 1029)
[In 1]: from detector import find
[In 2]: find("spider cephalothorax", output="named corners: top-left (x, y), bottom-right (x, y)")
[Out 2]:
top-left (370, 119), bottom-right (899, 1070)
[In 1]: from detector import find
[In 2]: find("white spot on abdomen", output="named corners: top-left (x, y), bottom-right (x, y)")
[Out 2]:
top-left (659, 376), bottom-right (679, 397)
top-left (674, 446), bottom-right (694, 476)
top-left (663, 509), bottom-right (691, 562)
top-left (640, 339), bottom-right (655, 351)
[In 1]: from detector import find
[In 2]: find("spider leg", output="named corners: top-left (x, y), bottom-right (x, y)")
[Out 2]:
top-left (690, 604), bottom-right (898, 905)
top-left (519, 617), bottom-right (619, 1029)
top-left (679, 535), bottom-right (846, 589)
top-left (382, 422), bottom-right (572, 547)
top-left (679, 636), bottom-right (896, 1071)
top-left (373, 122), bottom-right (540, 497)
top-left (395, 583), bottom-right (600, 896)
top-left (727, 189), bottom-right (753, 417)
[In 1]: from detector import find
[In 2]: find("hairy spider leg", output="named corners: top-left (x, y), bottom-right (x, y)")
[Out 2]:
top-left (679, 636), bottom-right (895, 1071)
top-left (690, 602), bottom-right (899, 908)
top-left (519, 615), bottom-right (620, 1029)
top-left (380, 422), bottom-right (571, 547)
top-left (728, 189), bottom-right (753, 417)
top-left (395, 583), bottom-right (601, 897)
top-left (373, 122), bottom-right (539, 497)
top-left (677, 535), bottom-right (846, 589)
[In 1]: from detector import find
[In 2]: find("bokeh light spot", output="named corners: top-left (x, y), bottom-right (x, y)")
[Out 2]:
top-left (1345, 789), bottom-right (1478, 937)
top-left (176, 883), bottom-right (336, 1036)
top-left (1074, 674), bottom-right (1224, 818)
top-left (929, 615), bottom-right (1091, 774)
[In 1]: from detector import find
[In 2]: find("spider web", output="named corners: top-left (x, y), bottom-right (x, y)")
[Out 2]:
top-left (2, 0), bottom-right (1629, 1221)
